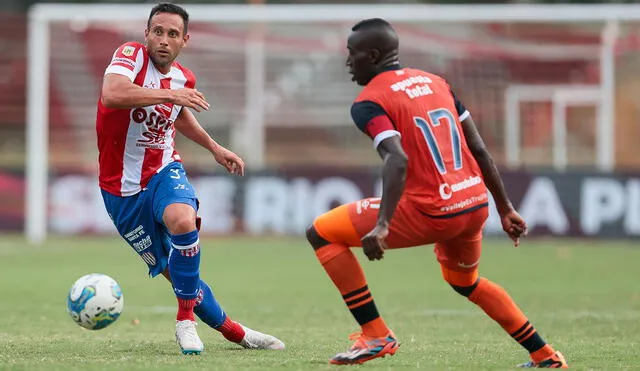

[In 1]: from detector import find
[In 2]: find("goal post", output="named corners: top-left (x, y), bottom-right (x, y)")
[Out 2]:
top-left (504, 84), bottom-right (602, 171)
top-left (26, 3), bottom-right (640, 243)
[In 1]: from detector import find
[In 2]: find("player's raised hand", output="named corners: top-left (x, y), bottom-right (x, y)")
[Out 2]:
top-left (213, 146), bottom-right (245, 176)
top-left (361, 223), bottom-right (389, 261)
top-left (500, 209), bottom-right (528, 247)
top-left (172, 88), bottom-right (210, 112)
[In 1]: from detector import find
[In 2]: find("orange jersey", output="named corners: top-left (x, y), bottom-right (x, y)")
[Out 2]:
top-left (352, 67), bottom-right (488, 217)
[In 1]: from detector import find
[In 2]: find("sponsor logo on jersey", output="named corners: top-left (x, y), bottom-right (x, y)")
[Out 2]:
top-left (130, 106), bottom-right (175, 149)
top-left (122, 46), bottom-right (135, 57)
top-left (154, 103), bottom-right (173, 117)
top-left (440, 194), bottom-right (488, 213)
top-left (439, 176), bottom-right (483, 200)
top-left (124, 225), bottom-right (145, 242)
top-left (390, 75), bottom-right (432, 92)
top-left (390, 75), bottom-right (434, 99)
top-left (356, 198), bottom-right (380, 214)
top-left (112, 57), bottom-right (136, 69)
top-left (132, 235), bottom-right (152, 253)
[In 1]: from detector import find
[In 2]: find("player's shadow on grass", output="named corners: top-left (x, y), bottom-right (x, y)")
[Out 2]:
top-left (220, 346), bottom-right (330, 367)
top-left (221, 345), bottom-right (330, 364)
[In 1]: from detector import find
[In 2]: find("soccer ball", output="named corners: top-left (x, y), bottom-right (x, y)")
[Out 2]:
top-left (67, 273), bottom-right (124, 330)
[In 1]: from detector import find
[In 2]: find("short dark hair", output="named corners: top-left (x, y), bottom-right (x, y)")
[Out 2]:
top-left (352, 18), bottom-right (393, 32)
top-left (147, 2), bottom-right (190, 35)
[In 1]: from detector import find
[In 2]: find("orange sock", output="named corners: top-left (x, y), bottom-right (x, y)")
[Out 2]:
top-left (530, 345), bottom-right (556, 363)
top-left (315, 243), bottom-right (390, 338)
top-left (468, 278), bottom-right (555, 360)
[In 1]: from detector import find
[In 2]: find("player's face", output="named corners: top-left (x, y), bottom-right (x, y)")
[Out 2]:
top-left (145, 12), bottom-right (189, 70)
top-left (346, 31), bottom-right (377, 86)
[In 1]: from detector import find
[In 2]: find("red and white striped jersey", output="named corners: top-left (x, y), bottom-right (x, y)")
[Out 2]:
top-left (96, 42), bottom-right (196, 197)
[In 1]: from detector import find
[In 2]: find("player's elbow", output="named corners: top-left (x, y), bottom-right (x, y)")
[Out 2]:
top-left (470, 146), bottom-right (491, 164)
top-left (101, 82), bottom-right (130, 108)
top-left (387, 151), bottom-right (408, 172)
top-left (101, 90), bottom-right (121, 108)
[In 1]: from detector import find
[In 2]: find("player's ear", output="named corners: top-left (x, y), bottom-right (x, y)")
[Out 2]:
top-left (369, 49), bottom-right (381, 64)
top-left (182, 33), bottom-right (190, 47)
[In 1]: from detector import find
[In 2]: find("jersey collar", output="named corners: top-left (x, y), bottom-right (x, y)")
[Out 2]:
top-left (380, 63), bottom-right (402, 72)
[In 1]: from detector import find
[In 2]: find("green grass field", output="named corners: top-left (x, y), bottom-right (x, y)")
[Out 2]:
top-left (0, 236), bottom-right (639, 370)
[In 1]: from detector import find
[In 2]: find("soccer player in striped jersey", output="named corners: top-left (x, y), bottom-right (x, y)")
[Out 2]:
top-left (96, 2), bottom-right (284, 355)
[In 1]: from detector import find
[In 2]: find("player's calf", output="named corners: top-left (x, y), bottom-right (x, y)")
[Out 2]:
top-left (465, 278), bottom-right (561, 362)
top-left (442, 267), bottom-right (566, 368)
top-left (168, 230), bottom-right (201, 321)
top-left (308, 224), bottom-right (396, 365)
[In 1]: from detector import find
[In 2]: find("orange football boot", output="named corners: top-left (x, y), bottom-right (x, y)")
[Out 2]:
top-left (329, 331), bottom-right (399, 365)
top-left (518, 351), bottom-right (568, 368)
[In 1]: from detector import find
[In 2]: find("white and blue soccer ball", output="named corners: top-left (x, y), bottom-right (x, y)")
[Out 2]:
top-left (67, 273), bottom-right (124, 330)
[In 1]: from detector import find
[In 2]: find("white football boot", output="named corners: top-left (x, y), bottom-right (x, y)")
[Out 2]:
top-left (175, 320), bottom-right (204, 355)
top-left (239, 325), bottom-right (286, 350)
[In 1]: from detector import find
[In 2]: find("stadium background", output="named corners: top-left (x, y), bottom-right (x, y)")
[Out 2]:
top-left (3, 0), bottom-right (640, 239)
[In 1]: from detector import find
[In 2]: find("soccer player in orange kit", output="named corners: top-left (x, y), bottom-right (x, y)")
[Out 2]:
top-left (305, 18), bottom-right (567, 368)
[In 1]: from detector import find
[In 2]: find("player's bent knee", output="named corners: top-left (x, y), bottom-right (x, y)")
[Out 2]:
top-left (450, 281), bottom-right (479, 297)
top-left (306, 224), bottom-right (330, 250)
top-left (441, 265), bottom-right (480, 297)
top-left (163, 203), bottom-right (197, 234)
top-left (164, 214), bottom-right (196, 234)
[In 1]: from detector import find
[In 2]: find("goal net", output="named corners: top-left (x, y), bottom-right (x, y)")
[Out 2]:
top-left (26, 4), bottom-right (640, 241)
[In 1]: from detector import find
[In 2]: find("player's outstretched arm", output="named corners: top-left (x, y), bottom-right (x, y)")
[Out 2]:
top-left (174, 108), bottom-right (244, 176)
top-left (461, 116), bottom-right (527, 245)
top-left (101, 74), bottom-right (210, 112)
top-left (460, 116), bottom-right (511, 213)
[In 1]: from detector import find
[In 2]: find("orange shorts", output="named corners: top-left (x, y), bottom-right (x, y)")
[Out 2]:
top-left (313, 197), bottom-right (488, 275)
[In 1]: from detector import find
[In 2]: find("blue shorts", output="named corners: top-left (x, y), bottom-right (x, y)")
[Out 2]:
top-left (101, 162), bottom-right (199, 277)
